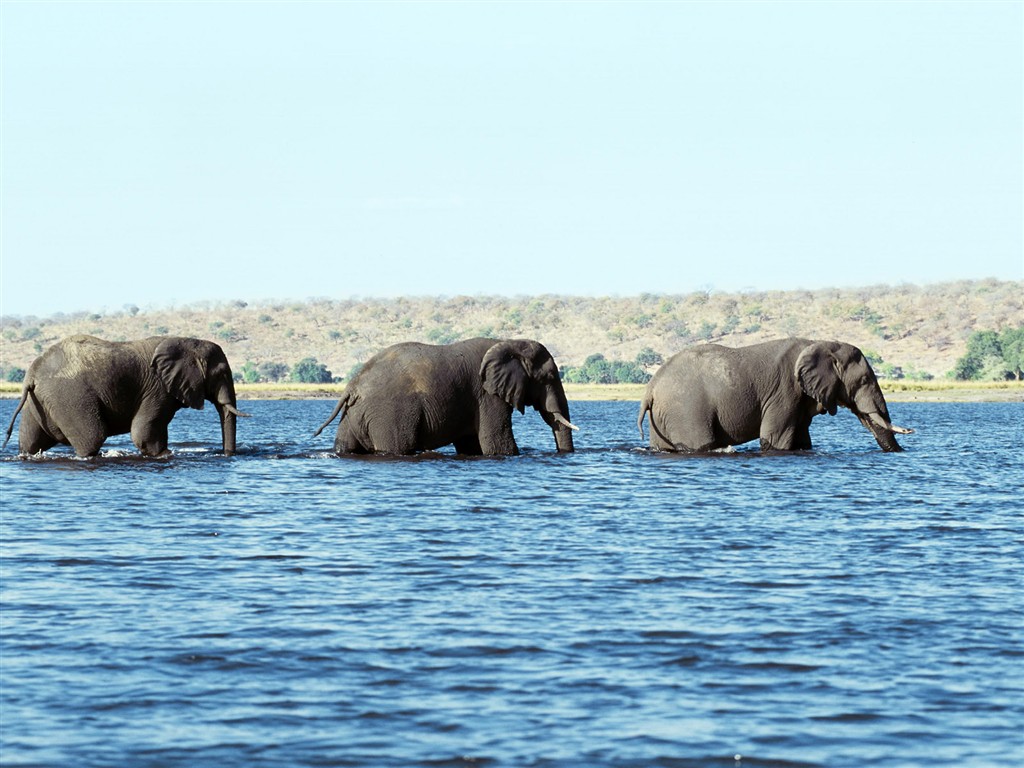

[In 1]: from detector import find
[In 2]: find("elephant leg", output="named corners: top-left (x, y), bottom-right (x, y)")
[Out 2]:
top-left (333, 407), bottom-right (417, 454)
top-left (648, 431), bottom-right (671, 451)
top-left (646, 411), bottom-right (689, 451)
top-left (18, 409), bottom-right (59, 455)
top-left (131, 418), bottom-right (169, 457)
top-left (38, 399), bottom-right (106, 457)
top-left (759, 414), bottom-right (800, 451)
top-left (474, 399), bottom-right (518, 456)
top-left (70, 433), bottom-right (107, 458)
top-left (478, 421), bottom-right (518, 456)
top-left (334, 421), bottom-right (370, 454)
top-left (368, 403), bottom-right (427, 454)
top-left (681, 422), bottom-right (719, 452)
top-left (759, 432), bottom-right (797, 451)
top-left (657, 411), bottom-right (718, 452)
top-left (366, 425), bottom-right (419, 454)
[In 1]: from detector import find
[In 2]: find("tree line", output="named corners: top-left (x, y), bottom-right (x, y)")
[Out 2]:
top-left (952, 326), bottom-right (1024, 381)
top-left (220, 347), bottom-right (668, 387)
top-left (223, 326), bottom-right (1024, 387)
top-left (5, 329), bottom-right (1020, 387)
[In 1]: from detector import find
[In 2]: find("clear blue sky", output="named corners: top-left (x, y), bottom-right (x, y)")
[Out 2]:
top-left (1, 1), bottom-right (1021, 318)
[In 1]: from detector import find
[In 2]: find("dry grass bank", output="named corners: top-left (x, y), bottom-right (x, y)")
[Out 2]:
top-left (231, 382), bottom-right (648, 401)
top-left (880, 380), bottom-right (1023, 402)
top-left (2, 280), bottom-right (1022, 381)
top-left (559, 382), bottom-right (1024, 403)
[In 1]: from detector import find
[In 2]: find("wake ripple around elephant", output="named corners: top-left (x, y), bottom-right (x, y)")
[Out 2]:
top-left (314, 338), bottom-right (577, 456)
top-left (4, 335), bottom-right (250, 458)
top-left (638, 338), bottom-right (912, 453)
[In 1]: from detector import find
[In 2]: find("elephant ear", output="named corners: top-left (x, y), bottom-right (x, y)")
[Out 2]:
top-left (152, 338), bottom-right (207, 410)
top-left (795, 342), bottom-right (840, 416)
top-left (480, 341), bottom-right (535, 414)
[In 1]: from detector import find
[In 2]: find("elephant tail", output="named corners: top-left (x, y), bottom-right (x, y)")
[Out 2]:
top-left (3, 384), bottom-right (32, 449)
top-left (637, 393), bottom-right (652, 441)
top-left (312, 392), bottom-right (351, 438)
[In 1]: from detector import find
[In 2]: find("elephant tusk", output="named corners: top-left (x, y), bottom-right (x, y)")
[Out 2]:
top-left (223, 403), bottom-right (252, 418)
top-left (867, 411), bottom-right (912, 434)
top-left (553, 412), bottom-right (579, 431)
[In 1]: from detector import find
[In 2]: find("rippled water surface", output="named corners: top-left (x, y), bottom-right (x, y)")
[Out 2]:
top-left (1, 399), bottom-right (1022, 767)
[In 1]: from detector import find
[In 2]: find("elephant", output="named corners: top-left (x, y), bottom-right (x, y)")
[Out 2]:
top-left (3, 335), bottom-right (249, 458)
top-left (637, 338), bottom-right (912, 453)
top-left (313, 337), bottom-right (577, 455)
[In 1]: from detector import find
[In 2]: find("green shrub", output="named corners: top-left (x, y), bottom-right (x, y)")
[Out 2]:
top-left (561, 353), bottom-right (651, 384)
top-left (239, 361), bottom-right (261, 384)
top-left (952, 328), bottom-right (1023, 380)
top-left (291, 358), bottom-right (333, 384)
top-left (4, 366), bottom-right (26, 383)
top-left (259, 362), bottom-right (290, 382)
top-left (635, 347), bottom-right (663, 368)
top-left (426, 327), bottom-right (460, 344)
top-left (696, 321), bottom-right (717, 341)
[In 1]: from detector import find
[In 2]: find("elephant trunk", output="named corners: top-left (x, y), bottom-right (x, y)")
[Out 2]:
top-left (861, 410), bottom-right (912, 453)
top-left (539, 386), bottom-right (576, 453)
top-left (860, 415), bottom-right (903, 453)
top-left (212, 379), bottom-right (248, 456)
top-left (552, 414), bottom-right (577, 453)
top-left (850, 387), bottom-right (910, 453)
top-left (219, 405), bottom-right (237, 456)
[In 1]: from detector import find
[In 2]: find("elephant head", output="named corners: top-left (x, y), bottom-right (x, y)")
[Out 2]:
top-left (796, 341), bottom-right (912, 452)
top-left (151, 337), bottom-right (248, 455)
top-left (480, 339), bottom-right (577, 452)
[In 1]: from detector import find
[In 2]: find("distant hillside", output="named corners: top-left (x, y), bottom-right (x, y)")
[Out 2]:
top-left (2, 279), bottom-right (1022, 381)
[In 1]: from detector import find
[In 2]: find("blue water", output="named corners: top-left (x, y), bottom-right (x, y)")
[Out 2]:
top-left (1, 399), bottom-right (1021, 768)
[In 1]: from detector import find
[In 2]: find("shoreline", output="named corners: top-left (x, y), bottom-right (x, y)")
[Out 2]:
top-left (247, 381), bottom-right (1022, 402)
top-left (1, 382), bottom-right (1020, 403)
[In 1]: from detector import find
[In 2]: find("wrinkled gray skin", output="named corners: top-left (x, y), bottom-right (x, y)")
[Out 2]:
top-left (4, 335), bottom-right (248, 458)
top-left (638, 338), bottom-right (912, 453)
top-left (314, 338), bottom-right (576, 456)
